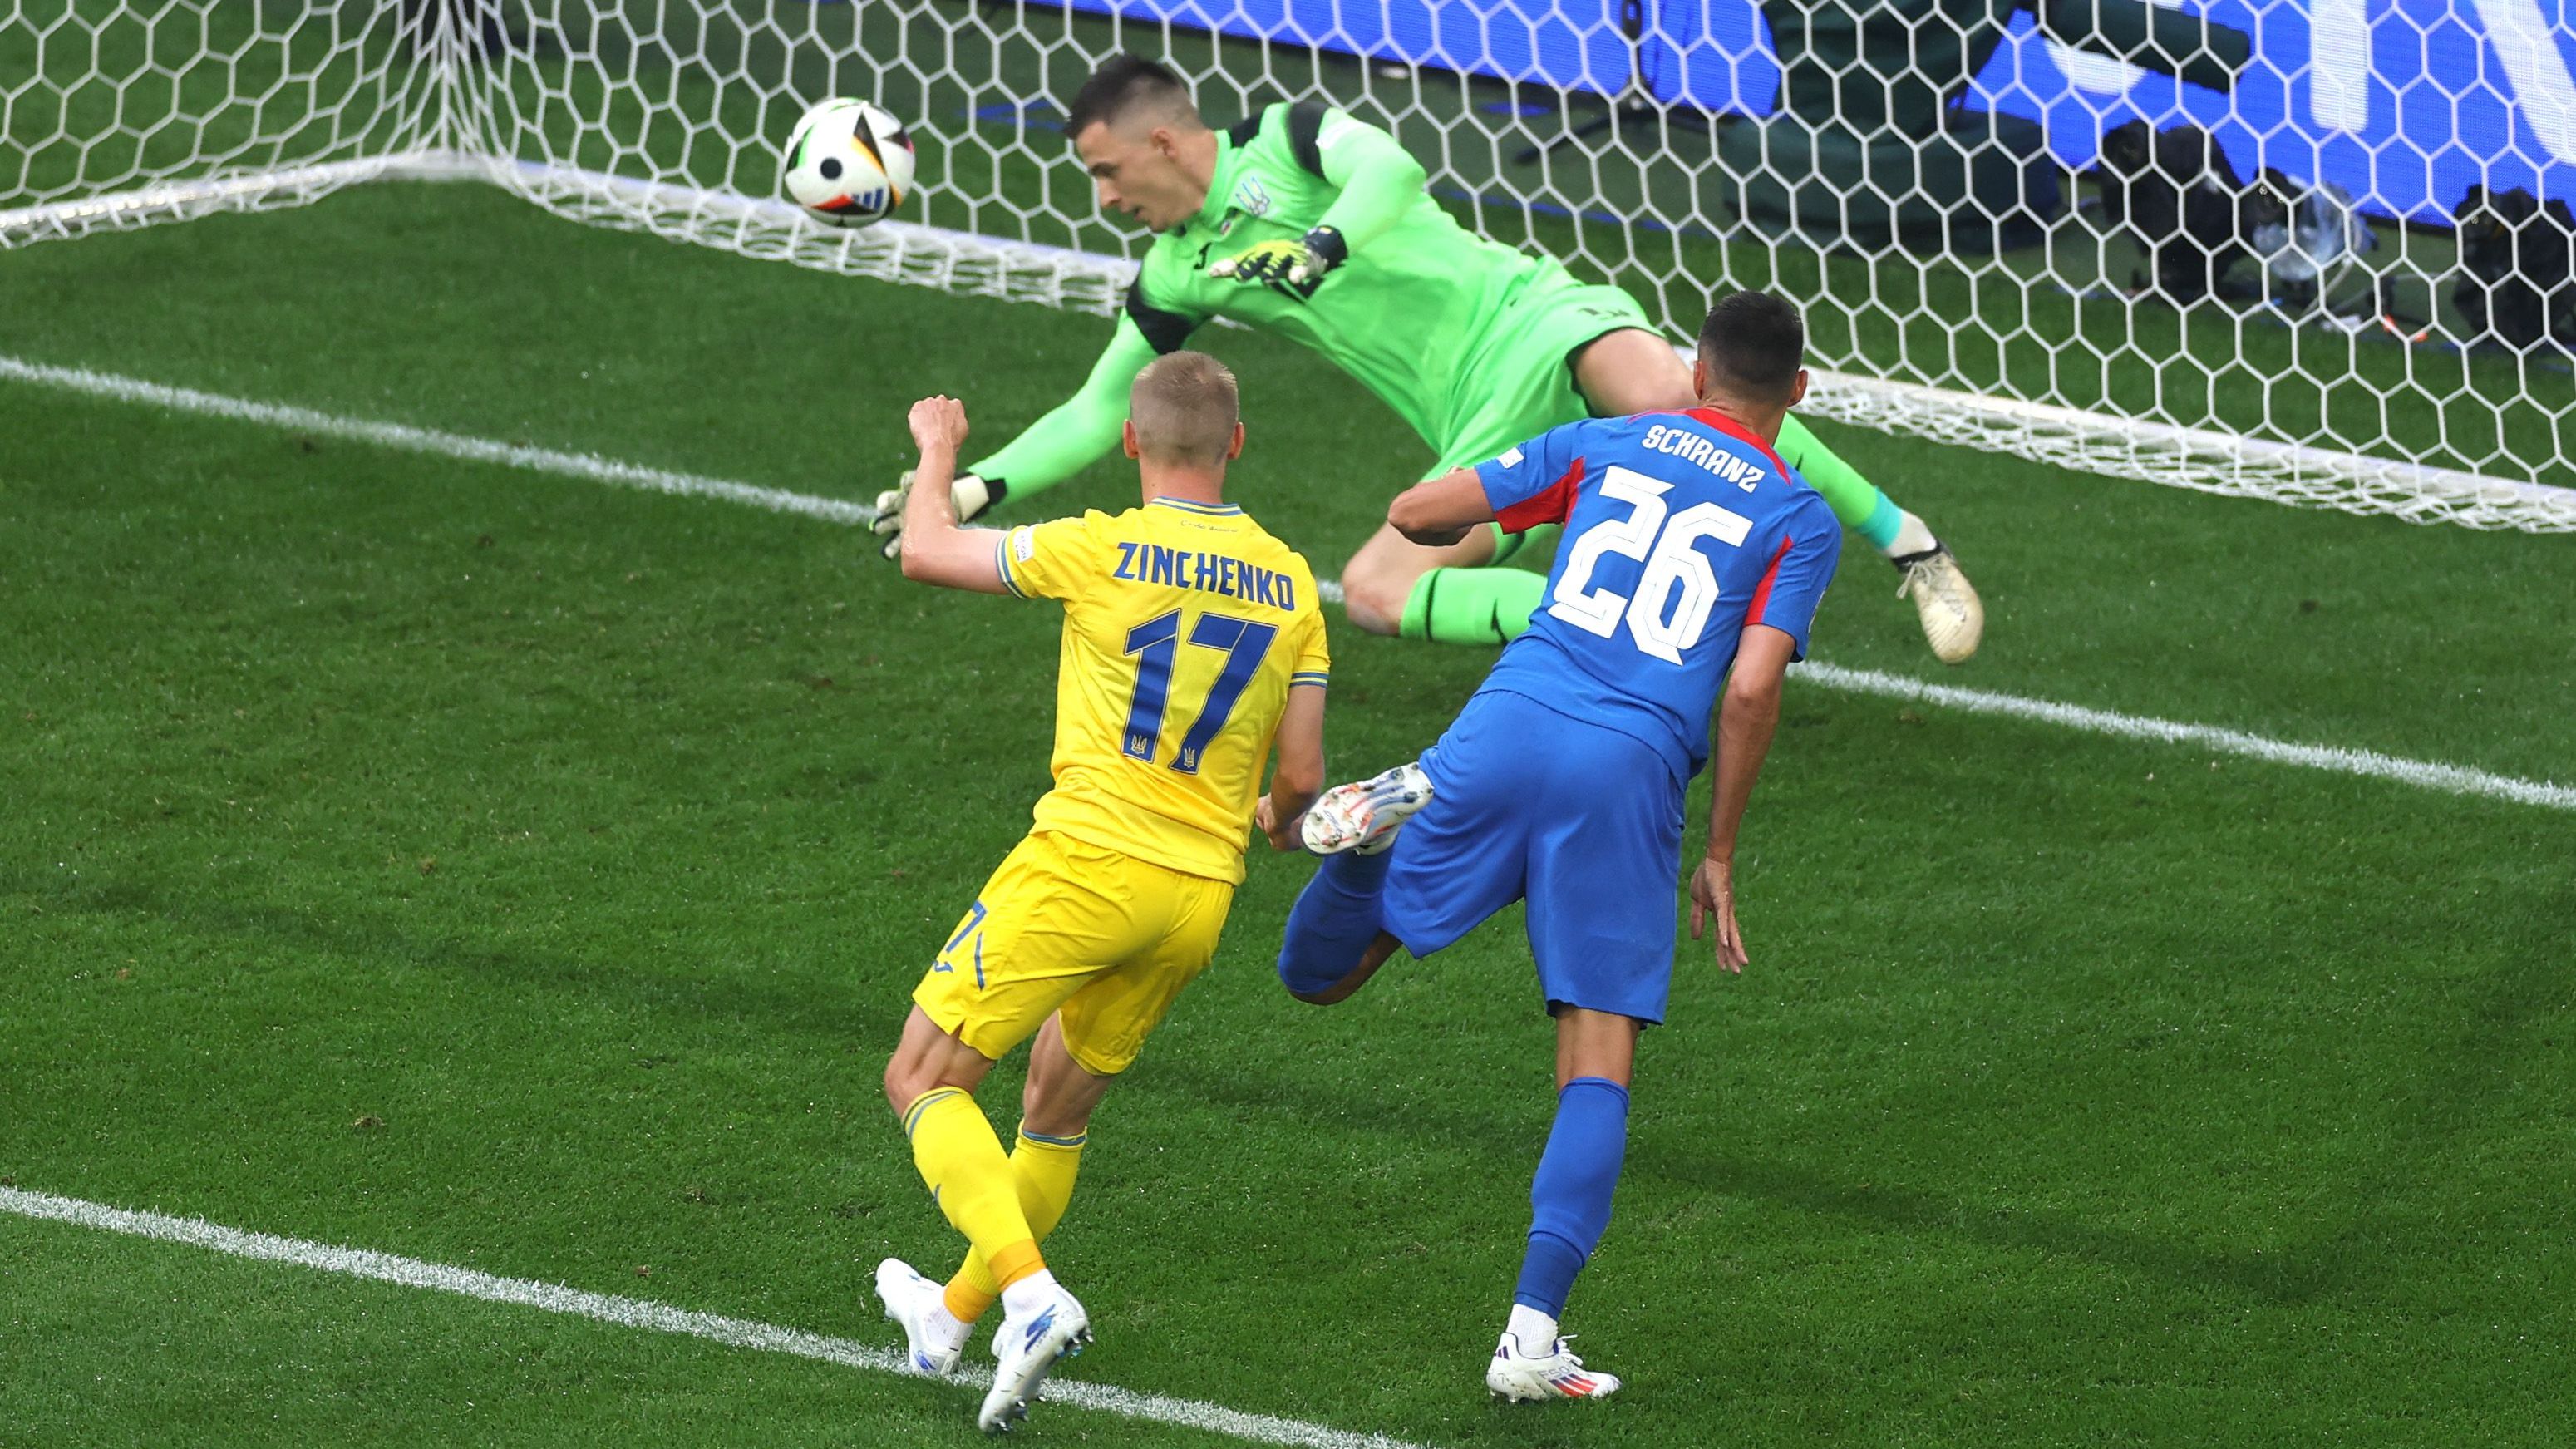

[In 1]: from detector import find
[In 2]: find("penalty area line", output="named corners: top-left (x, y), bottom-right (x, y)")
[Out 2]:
top-left (0, 1185), bottom-right (1435, 1449)
top-left (9, 354), bottom-right (2570, 815)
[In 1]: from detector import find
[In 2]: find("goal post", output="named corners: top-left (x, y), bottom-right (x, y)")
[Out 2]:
top-left (6, 0), bottom-right (2574, 530)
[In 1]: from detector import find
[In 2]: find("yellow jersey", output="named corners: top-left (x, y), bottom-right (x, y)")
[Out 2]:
top-left (996, 496), bottom-right (1329, 885)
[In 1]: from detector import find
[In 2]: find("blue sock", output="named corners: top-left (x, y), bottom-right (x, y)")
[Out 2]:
top-left (1512, 1077), bottom-right (1630, 1318)
top-left (1856, 489), bottom-right (1904, 550)
top-left (1276, 850), bottom-right (1391, 997)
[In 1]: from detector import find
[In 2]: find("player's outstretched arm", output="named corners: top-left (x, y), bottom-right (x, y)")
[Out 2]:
top-left (1308, 109), bottom-right (1428, 259)
top-left (1210, 110), bottom-right (1426, 289)
top-left (1254, 683), bottom-right (1328, 851)
top-left (894, 395), bottom-right (1010, 594)
top-left (963, 318), bottom-right (1163, 500)
top-left (1691, 623), bottom-right (1800, 972)
top-left (872, 319), bottom-right (1161, 558)
top-left (1386, 467), bottom-right (1495, 547)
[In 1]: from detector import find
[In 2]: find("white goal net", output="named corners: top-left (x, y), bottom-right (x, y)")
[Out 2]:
top-left (7, 0), bottom-right (2574, 530)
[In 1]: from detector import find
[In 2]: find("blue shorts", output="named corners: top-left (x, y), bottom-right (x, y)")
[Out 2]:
top-left (1380, 689), bottom-right (1687, 1023)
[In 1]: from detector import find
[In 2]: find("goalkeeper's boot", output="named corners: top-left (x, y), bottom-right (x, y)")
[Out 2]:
top-left (1894, 544), bottom-right (1984, 664)
top-left (1486, 1331), bottom-right (1622, 1402)
top-left (874, 1258), bottom-right (968, 1377)
top-left (1301, 760), bottom-right (1434, 856)
top-left (978, 1278), bottom-right (1091, 1433)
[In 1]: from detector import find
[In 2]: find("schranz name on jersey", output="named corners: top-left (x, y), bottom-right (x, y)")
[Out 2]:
top-left (1638, 423), bottom-right (1768, 491)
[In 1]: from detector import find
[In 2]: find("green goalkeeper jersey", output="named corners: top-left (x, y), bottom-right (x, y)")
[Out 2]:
top-left (970, 103), bottom-right (1636, 496)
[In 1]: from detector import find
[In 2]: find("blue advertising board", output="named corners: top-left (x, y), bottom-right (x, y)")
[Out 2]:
top-left (1065, 0), bottom-right (2576, 224)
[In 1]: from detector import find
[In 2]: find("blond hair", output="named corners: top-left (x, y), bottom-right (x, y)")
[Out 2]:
top-left (1128, 351), bottom-right (1239, 468)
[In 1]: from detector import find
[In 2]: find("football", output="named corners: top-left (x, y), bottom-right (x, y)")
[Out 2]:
top-left (780, 98), bottom-right (914, 228)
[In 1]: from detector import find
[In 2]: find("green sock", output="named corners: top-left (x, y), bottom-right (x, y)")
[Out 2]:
top-left (1775, 414), bottom-right (1894, 538)
top-left (1399, 567), bottom-right (1544, 646)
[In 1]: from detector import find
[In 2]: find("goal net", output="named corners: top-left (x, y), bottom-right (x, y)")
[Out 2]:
top-left (7, 0), bottom-right (2574, 530)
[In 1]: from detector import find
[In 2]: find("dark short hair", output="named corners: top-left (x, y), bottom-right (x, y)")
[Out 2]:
top-left (1064, 53), bottom-right (1199, 137)
top-left (1130, 350), bottom-right (1239, 466)
top-left (1696, 291), bottom-right (1805, 405)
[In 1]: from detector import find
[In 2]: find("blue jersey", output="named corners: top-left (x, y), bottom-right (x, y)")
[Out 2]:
top-left (1471, 408), bottom-right (1842, 781)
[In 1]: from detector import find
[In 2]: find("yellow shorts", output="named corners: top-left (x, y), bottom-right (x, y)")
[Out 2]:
top-left (912, 830), bottom-right (1235, 1077)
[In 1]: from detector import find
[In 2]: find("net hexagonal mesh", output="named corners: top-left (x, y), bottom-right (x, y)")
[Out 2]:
top-left (7, 0), bottom-right (2574, 529)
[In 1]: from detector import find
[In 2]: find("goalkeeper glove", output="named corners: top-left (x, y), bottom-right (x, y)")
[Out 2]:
top-left (1209, 225), bottom-right (1346, 294)
top-left (872, 470), bottom-right (1002, 560)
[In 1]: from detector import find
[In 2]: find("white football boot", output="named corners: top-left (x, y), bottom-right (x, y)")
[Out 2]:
top-left (874, 1257), bottom-right (968, 1377)
top-left (1300, 760), bottom-right (1434, 855)
top-left (1487, 1331), bottom-right (1622, 1402)
top-left (1894, 544), bottom-right (1984, 664)
top-left (978, 1279), bottom-right (1091, 1433)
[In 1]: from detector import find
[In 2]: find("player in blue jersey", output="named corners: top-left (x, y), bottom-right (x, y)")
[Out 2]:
top-left (1258, 290), bottom-right (1839, 1402)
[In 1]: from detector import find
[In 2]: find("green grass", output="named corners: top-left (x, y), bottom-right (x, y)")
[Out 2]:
top-left (4, 1217), bottom-right (1258, 1449)
top-left (4, 180), bottom-right (2574, 1448)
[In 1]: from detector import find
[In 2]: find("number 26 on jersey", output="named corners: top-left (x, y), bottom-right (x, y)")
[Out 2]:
top-left (1549, 465), bottom-right (1751, 662)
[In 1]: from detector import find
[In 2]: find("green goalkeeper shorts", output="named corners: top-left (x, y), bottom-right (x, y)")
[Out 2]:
top-left (1422, 265), bottom-right (1657, 565)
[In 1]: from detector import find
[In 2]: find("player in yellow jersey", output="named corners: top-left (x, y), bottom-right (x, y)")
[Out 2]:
top-left (873, 352), bottom-right (1330, 1433)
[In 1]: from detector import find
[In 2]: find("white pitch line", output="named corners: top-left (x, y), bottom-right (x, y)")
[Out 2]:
top-left (0, 1185), bottom-right (1431, 1449)
top-left (7, 354), bottom-right (2569, 814)
top-left (0, 354), bottom-right (875, 527)
top-left (1795, 662), bottom-right (2576, 811)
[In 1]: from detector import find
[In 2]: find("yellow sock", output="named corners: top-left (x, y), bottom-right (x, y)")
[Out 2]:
top-left (902, 1088), bottom-right (1042, 1283)
top-left (943, 1126), bottom-right (1087, 1323)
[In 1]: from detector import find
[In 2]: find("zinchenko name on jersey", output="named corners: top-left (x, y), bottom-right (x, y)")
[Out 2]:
top-left (1109, 540), bottom-right (1300, 609)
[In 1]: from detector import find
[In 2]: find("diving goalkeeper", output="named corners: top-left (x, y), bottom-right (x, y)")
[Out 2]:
top-left (874, 54), bottom-right (1982, 663)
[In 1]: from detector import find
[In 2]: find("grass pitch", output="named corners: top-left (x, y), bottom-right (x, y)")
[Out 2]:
top-left (3, 180), bottom-right (2574, 1447)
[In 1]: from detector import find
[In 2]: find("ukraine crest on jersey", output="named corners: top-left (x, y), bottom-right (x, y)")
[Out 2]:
top-left (996, 498), bottom-right (1329, 885)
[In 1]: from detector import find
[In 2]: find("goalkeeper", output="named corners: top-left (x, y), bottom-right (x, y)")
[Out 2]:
top-left (875, 54), bottom-right (1982, 662)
